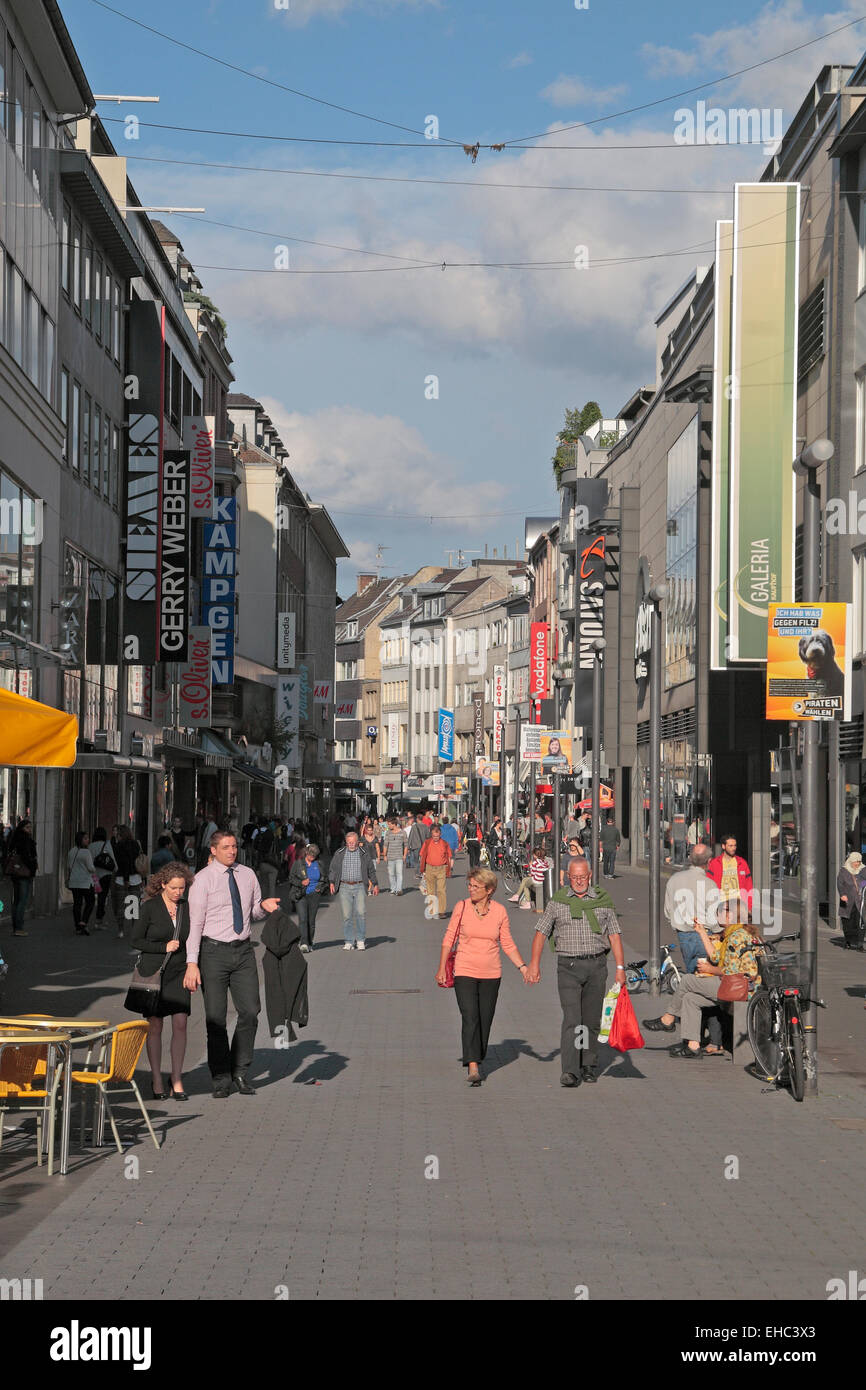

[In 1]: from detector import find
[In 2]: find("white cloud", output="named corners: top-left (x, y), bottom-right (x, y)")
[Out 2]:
top-left (255, 400), bottom-right (508, 566)
top-left (641, 1), bottom-right (865, 110)
top-left (540, 75), bottom-right (627, 109)
top-left (506, 51), bottom-right (533, 69)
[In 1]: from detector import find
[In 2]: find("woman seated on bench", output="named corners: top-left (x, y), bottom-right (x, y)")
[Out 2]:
top-left (645, 901), bottom-right (762, 1058)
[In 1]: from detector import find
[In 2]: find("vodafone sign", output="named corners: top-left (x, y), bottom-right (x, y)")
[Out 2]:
top-left (529, 622), bottom-right (549, 699)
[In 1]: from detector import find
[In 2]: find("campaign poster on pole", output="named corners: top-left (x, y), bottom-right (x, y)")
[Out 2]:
top-left (539, 730), bottom-right (573, 771)
top-left (766, 603), bottom-right (851, 721)
top-left (475, 756), bottom-right (500, 786)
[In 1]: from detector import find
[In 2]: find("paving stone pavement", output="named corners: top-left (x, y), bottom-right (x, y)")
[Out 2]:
top-left (0, 857), bottom-right (864, 1301)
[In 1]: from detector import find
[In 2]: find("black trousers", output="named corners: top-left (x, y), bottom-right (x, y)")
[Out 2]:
top-left (842, 907), bottom-right (864, 947)
top-left (453, 975), bottom-right (500, 1065)
top-left (557, 953), bottom-right (608, 1073)
top-left (466, 839), bottom-right (481, 869)
top-left (297, 893), bottom-right (320, 947)
top-left (199, 938), bottom-right (261, 1084)
top-left (71, 887), bottom-right (95, 930)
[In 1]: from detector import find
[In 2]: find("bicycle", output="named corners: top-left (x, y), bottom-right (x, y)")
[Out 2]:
top-left (500, 849), bottom-right (528, 895)
top-left (746, 933), bottom-right (818, 1103)
top-left (623, 942), bottom-right (682, 994)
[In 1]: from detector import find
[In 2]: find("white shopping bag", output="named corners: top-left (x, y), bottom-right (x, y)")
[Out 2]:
top-left (598, 982), bottom-right (621, 1044)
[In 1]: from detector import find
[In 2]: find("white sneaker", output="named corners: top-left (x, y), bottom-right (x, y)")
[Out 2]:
top-left (507, 894), bottom-right (519, 903)
top-left (519, 903), bottom-right (532, 910)
top-left (356, 941), bottom-right (366, 950)
top-left (343, 942), bottom-right (354, 950)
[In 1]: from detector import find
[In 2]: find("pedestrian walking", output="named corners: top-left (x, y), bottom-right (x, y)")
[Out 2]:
top-left (362, 820), bottom-right (381, 887)
top-left (837, 850), bottom-right (866, 950)
top-left (111, 826), bottom-right (145, 938)
top-left (559, 835), bottom-right (586, 887)
top-left (600, 815), bottom-right (621, 878)
top-left (194, 812), bottom-right (219, 871)
top-left (463, 812), bottom-right (481, 870)
top-left (290, 844), bottom-right (325, 951)
top-left (184, 832), bottom-right (281, 1098)
top-left (150, 834), bottom-right (174, 875)
top-left (132, 861), bottom-right (194, 1100)
top-left (707, 835), bottom-right (753, 920)
top-left (329, 829), bottom-right (378, 950)
top-left (254, 818), bottom-right (282, 900)
top-left (381, 816), bottom-right (408, 895)
top-left (405, 812), bottom-right (428, 878)
top-left (645, 912), bottom-right (762, 1057)
top-left (440, 816), bottom-right (459, 858)
top-left (525, 858), bottom-right (626, 1087)
top-left (67, 831), bottom-right (97, 936)
top-left (435, 867), bottom-right (528, 1084)
top-left (4, 817), bottom-right (38, 937)
top-left (420, 824), bottom-right (453, 919)
top-left (88, 826), bottom-right (117, 930)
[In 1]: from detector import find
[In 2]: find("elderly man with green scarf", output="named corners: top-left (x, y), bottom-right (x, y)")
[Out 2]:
top-left (525, 858), bottom-right (625, 1086)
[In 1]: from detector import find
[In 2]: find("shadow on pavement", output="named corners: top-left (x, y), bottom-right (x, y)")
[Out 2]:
top-left (483, 1037), bottom-right (559, 1076)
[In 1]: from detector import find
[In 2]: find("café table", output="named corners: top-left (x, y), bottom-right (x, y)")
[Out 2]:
top-left (0, 1017), bottom-right (110, 1174)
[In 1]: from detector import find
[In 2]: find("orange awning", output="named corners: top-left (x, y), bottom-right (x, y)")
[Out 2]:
top-left (0, 688), bottom-right (78, 768)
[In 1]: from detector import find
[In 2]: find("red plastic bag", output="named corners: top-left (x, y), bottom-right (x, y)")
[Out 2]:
top-left (608, 986), bottom-right (645, 1052)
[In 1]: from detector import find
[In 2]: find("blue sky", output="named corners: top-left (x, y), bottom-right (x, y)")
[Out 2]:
top-left (64, 0), bottom-right (866, 587)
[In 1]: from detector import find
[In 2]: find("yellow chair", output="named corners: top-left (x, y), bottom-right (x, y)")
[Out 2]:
top-left (0, 1039), bottom-right (52, 1168)
top-left (71, 1021), bottom-right (160, 1153)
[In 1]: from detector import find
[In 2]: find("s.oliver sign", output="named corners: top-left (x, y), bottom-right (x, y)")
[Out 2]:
top-left (176, 627), bottom-right (212, 728)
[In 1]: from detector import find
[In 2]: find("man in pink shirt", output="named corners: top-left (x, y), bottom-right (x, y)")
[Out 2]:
top-left (184, 831), bottom-right (280, 1098)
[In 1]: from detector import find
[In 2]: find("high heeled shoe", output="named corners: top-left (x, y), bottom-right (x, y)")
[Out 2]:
top-left (151, 1079), bottom-right (165, 1100)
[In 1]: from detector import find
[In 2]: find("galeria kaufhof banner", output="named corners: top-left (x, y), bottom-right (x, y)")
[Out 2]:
top-left (726, 183), bottom-right (799, 664)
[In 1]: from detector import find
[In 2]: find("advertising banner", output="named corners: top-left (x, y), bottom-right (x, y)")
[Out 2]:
top-left (202, 495), bottom-right (237, 685)
top-left (766, 603), bottom-right (851, 721)
top-left (387, 711), bottom-right (399, 756)
top-left (475, 756), bottom-right (500, 786)
top-left (710, 220), bottom-right (734, 668)
top-left (314, 679), bottom-right (332, 704)
top-left (123, 299), bottom-right (164, 665)
top-left (335, 699), bottom-right (357, 719)
top-left (520, 724), bottom-right (547, 762)
top-left (176, 626), bottom-right (212, 728)
top-left (157, 449), bottom-right (191, 662)
top-left (493, 707), bottom-right (504, 753)
top-left (574, 534), bottom-right (606, 726)
top-left (183, 414), bottom-right (215, 520)
top-left (539, 730), bottom-right (573, 772)
top-left (493, 664), bottom-right (506, 709)
top-left (529, 623), bottom-right (548, 699)
top-left (729, 183), bottom-right (799, 662)
top-left (299, 664), bottom-right (310, 719)
top-left (276, 675), bottom-right (301, 770)
top-left (472, 693), bottom-right (484, 755)
top-left (277, 613), bottom-right (296, 671)
top-left (437, 707), bottom-right (454, 763)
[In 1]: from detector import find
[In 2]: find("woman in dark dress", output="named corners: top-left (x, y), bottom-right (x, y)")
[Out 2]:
top-left (131, 861), bottom-right (194, 1099)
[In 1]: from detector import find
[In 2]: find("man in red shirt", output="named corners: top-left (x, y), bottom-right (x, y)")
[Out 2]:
top-left (420, 825), bottom-right (453, 919)
top-left (706, 835), bottom-right (753, 920)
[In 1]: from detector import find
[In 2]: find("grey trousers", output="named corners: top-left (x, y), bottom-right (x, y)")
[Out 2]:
top-left (668, 974), bottom-right (722, 1042)
top-left (557, 953), bottom-right (608, 1072)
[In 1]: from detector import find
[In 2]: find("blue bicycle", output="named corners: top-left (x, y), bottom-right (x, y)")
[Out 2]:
top-left (624, 942), bottom-right (682, 995)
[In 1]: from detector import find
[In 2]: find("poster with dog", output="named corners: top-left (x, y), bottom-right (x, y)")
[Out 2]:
top-left (766, 603), bottom-right (851, 720)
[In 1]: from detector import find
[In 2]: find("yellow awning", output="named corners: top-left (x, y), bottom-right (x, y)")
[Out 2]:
top-left (0, 688), bottom-right (78, 768)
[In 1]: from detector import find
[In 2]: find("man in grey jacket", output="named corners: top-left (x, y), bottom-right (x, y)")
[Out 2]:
top-left (329, 830), bottom-right (378, 950)
top-left (405, 812), bottom-right (428, 878)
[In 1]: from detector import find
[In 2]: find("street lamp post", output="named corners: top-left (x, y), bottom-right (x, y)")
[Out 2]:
top-left (552, 676), bottom-right (565, 890)
top-left (794, 437), bottom-right (834, 1097)
top-left (648, 582), bottom-right (668, 996)
top-left (512, 704), bottom-right (522, 853)
top-left (589, 638), bottom-right (606, 881)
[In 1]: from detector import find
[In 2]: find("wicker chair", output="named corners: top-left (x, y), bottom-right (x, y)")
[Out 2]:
top-left (70, 1021), bottom-right (160, 1153)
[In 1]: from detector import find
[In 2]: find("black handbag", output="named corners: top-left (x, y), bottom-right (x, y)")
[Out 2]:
top-left (124, 908), bottom-right (181, 1017)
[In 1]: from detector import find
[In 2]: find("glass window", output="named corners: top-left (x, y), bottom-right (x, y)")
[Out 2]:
top-left (110, 423), bottom-right (119, 506)
top-left (163, 346), bottom-right (172, 419)
top-left (854, 553), bottom-right (866, 657)
top-left (26, 288), bottom-right (39, 385)
top-left (0, 246), bottom-right (4, 348)
top-left (12, 46), bottom-right (24, 164)
top-left (7, 260), bottom-right (23, 365)
top-left (857, 371), bottom-right (866, 476)
top-left (171, 355), bottom-right (181, 423)
top-left (82, 392), bottom-right (91, 486)
top-left (29, 91), bottom-right (40, 193)
top-left (182, 373), bottom-right (192, 423)
top-left (83, 239), bottom-right (92, 327)
top-left (61, 204), bottom-right (70, 295)
top-left (665, 415), bottom-right (699, 689)
top-left (71, 381), bottom-right (80, 472)
top-left (43, 313), bottom-right (54, 403)
top-left (72, 222), bottom-right (81, 310)
top-left (859, 198), bottom-right (866, 296)
top-left (112, 280), bottom-right (120, 360)
top-left (102, 412), bottom-right (110, 497)
top-left (0, 21), bottom-right (6, 135)
top-left (93, 256), bottom-right (102, 339)
top-left (192, 389), bottom-right (202, 418)
top-left (60, 366), bottom-right (69, 460)
top-left (103, 268), bottom-right (111, 352)
top-left (93, 404), bottom-right (101, 493)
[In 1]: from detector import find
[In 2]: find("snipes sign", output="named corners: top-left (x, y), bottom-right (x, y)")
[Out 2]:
top-left (575, 534), bottom-right (606, 727)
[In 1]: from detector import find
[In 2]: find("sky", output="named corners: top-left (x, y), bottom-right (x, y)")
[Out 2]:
top-left (63, 0), bottom-right (866, 590)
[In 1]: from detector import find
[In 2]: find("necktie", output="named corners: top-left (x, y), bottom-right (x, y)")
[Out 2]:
top-left (227, 866), bottom-right (244, 935)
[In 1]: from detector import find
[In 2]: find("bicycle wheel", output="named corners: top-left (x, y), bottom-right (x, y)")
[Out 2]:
top-left (746, 988), bottom-right (781, 1078)
top-left (786, 1000), bottom-right (806, 1102)
top-left (661, 964), bottom-right (681, 995)
top-left (625, 970), bottom-right (643, 994)
top-left (502, 858), bottom-right (522, 894)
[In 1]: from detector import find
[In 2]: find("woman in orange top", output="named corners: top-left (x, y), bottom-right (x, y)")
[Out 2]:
top-left (436, 867), bottom-right (528, 1085)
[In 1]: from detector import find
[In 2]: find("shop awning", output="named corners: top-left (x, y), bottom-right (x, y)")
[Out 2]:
top-left (199, 730), bottom-right (234, 769)
top-left (74, 752), bottom-right (164, 774)
top-left (0, 688), bottom-right (78, 767)
top-left (232, 760), bottom-right (276, 787)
